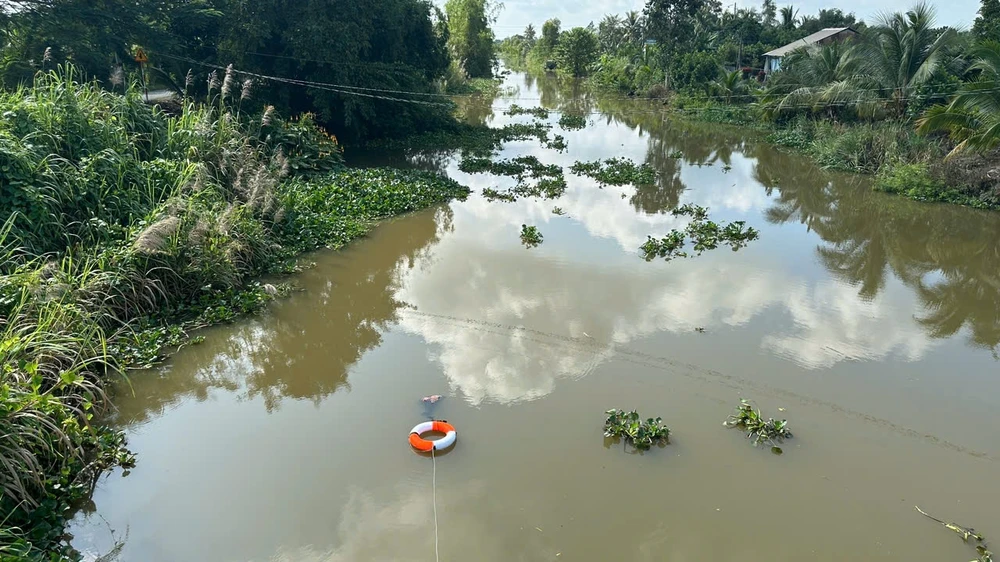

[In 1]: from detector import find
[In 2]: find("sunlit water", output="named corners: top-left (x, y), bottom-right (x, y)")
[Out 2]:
top-left (70, 72), bottom-right (1000, 561)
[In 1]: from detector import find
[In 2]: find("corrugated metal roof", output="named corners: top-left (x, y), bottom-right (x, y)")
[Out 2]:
top-left (763, 27), bottom-right (855, 57)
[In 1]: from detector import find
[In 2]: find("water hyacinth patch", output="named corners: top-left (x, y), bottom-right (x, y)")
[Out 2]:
top-left (723, 399), bottom-right (792, 453)
top-left (570, 158), bottom-right (655, 186)
top-left (460, 155), bottom-right (567, 201)
top-left (558, 113), bottom-right (587, 131)
top-left (520, 225), bottom-right (543, 248)
top-left (505, 104), bottom-right (550, 119)
top-left (604, 409), bottom-right (670, 451)
top-left (640, 204), bottom-right (760, 262)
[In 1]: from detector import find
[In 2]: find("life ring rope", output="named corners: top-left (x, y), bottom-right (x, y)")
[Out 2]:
top-left (409, 420), bottom-right (457, 452)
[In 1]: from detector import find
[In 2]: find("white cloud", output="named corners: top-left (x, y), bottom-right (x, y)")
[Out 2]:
top-left (393, 216), bottom-right (939, 404)
top-left (262, 481), bottom-right (554, 562)
top-left (433, 0), bottom-right (975, 39)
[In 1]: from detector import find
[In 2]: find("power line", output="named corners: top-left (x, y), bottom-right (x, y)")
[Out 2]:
top-left (158, 53), bottom-right (456, 107)
top-left (153, 51), bottom-right (978, 116)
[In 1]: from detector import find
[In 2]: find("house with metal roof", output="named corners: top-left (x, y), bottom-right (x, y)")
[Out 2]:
top-left (763, 27), bottom-right (859, 74)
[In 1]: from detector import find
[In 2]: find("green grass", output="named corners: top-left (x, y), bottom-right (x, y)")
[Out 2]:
top-left (0, 66), bottom-right (469, 560)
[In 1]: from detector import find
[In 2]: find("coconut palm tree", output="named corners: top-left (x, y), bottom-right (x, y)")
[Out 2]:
top-left (599, 14), bottom-right (625, 52)
top-left (760, 42), bottom-right (879, 118)
top-left (623, 10), bottom-right (645, 46)
top-left (779, 6), bottom-right (798, 30)
top-left (917, 41), bottom-right (1000, 156)
top-left (853, 2), bottom-right (960, 116)
top-left (710, 68), bottom-right (751, 104)
top-left (762, 0), bottom-right (778, 27)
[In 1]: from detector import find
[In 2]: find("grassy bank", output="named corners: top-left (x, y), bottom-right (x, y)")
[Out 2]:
top-left (0, 67), bottom-right (468, 560)
top-left (667, 95), bottom-right (1000, 210)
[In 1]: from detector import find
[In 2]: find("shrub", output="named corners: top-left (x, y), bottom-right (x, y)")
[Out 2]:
top-left (808, 121), bottom-right (940, 174)
top-left (646, 83), bottom-right (670, 99)
top-left (875, 163), bottom-right (992, 207)
top-left (670, 51), bottom-right (721, 93)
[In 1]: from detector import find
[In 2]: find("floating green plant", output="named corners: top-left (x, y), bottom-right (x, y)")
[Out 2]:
top-left (552, 207), bottom-right (566, 215)
top-left (546, 134), bottom-right (568, 151)
top-left (916, 506), bottom-right (992, 562)
top-left (723, 399), bottom-right (792, 452)
top-left (505, 104), bottom-right (550, 119)
top-left (520, 225), bottom-right (543, 248)
top-left (667, 150), bottom-right (683, 158)
top-left (461, 155), bottom-right (567, 201)
top-left (640, 204), bottom-right (760, 262)
top-left (569, 158), bottom-right (656, 186)
top-left (369, 121), bottom-right (559, 157)
top-left (558, 113), bottom-right (587, 131)
top-left (604, 409), bottom-right (670, 451)
top-left (460, 155), bottom-right (562, 180)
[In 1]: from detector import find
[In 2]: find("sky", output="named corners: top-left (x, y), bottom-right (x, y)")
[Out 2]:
top-left (437, 0), bottom-right (980, 38)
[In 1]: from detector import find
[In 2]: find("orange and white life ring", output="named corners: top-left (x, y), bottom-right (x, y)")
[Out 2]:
top-left (409, 420), bottom-right (457, 452)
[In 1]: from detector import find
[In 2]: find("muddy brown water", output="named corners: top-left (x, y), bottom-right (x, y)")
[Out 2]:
top-left (70, 72), bottom-right (1000, 561)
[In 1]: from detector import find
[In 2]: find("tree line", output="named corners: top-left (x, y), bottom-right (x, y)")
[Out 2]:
top-left (0, 0), bottom-right (501, 141)
top-left (498, 0), bottom-right (1000, 204)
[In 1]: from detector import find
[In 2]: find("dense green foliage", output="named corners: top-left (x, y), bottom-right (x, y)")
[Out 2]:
top-left (494, 0), bottom-right (1000, 208)
top-left (918, 42), bottom-right (1000, 156)
top-left (975, 0), bottom-right (1000, 43)
top-left (0, 0), bottom-right (456, 141)
top-left (0, 68), bottom-right (468, 560)
top-left (500, 18), bottom-right (603, 77)
top-left (556, 28), bottom-right (600, 77)
top-left (445, 0), bottom-right (498, 78)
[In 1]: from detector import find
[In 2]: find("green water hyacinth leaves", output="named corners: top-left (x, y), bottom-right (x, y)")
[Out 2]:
top-left (570, 157), bottom-right (655, 186)
top-left (520, 225), bottom-right (543, 248)
top-left (505, 104), bottom-right (550, 119)
top-left (640, 204), bottom-right (760, 262)
top-left (558, 113), bottom-right (587, 130)
top-left (604, 409), bottom-right (670, 451)
top-left (368, 121), bottom-right (564, 156)
top-left (461, 155), bottom-right (568, 201)
top-left (723, 399), bottom-right (792, 452)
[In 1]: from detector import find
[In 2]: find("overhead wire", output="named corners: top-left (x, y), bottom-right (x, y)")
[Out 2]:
top-left (155, 52), bottom-right (980, 114)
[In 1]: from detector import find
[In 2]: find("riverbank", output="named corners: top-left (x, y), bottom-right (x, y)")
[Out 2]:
top-left (0, 69), bottom-right (468, 560)
top-left (667, 96), bottom-right (1000, 210)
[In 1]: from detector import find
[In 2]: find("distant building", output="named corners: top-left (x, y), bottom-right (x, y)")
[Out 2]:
top-left (763, 27), bottom-right (859, 73)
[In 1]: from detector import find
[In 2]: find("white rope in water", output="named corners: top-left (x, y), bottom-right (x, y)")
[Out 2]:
top-left (431, 446), bottom-right (440, 562)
